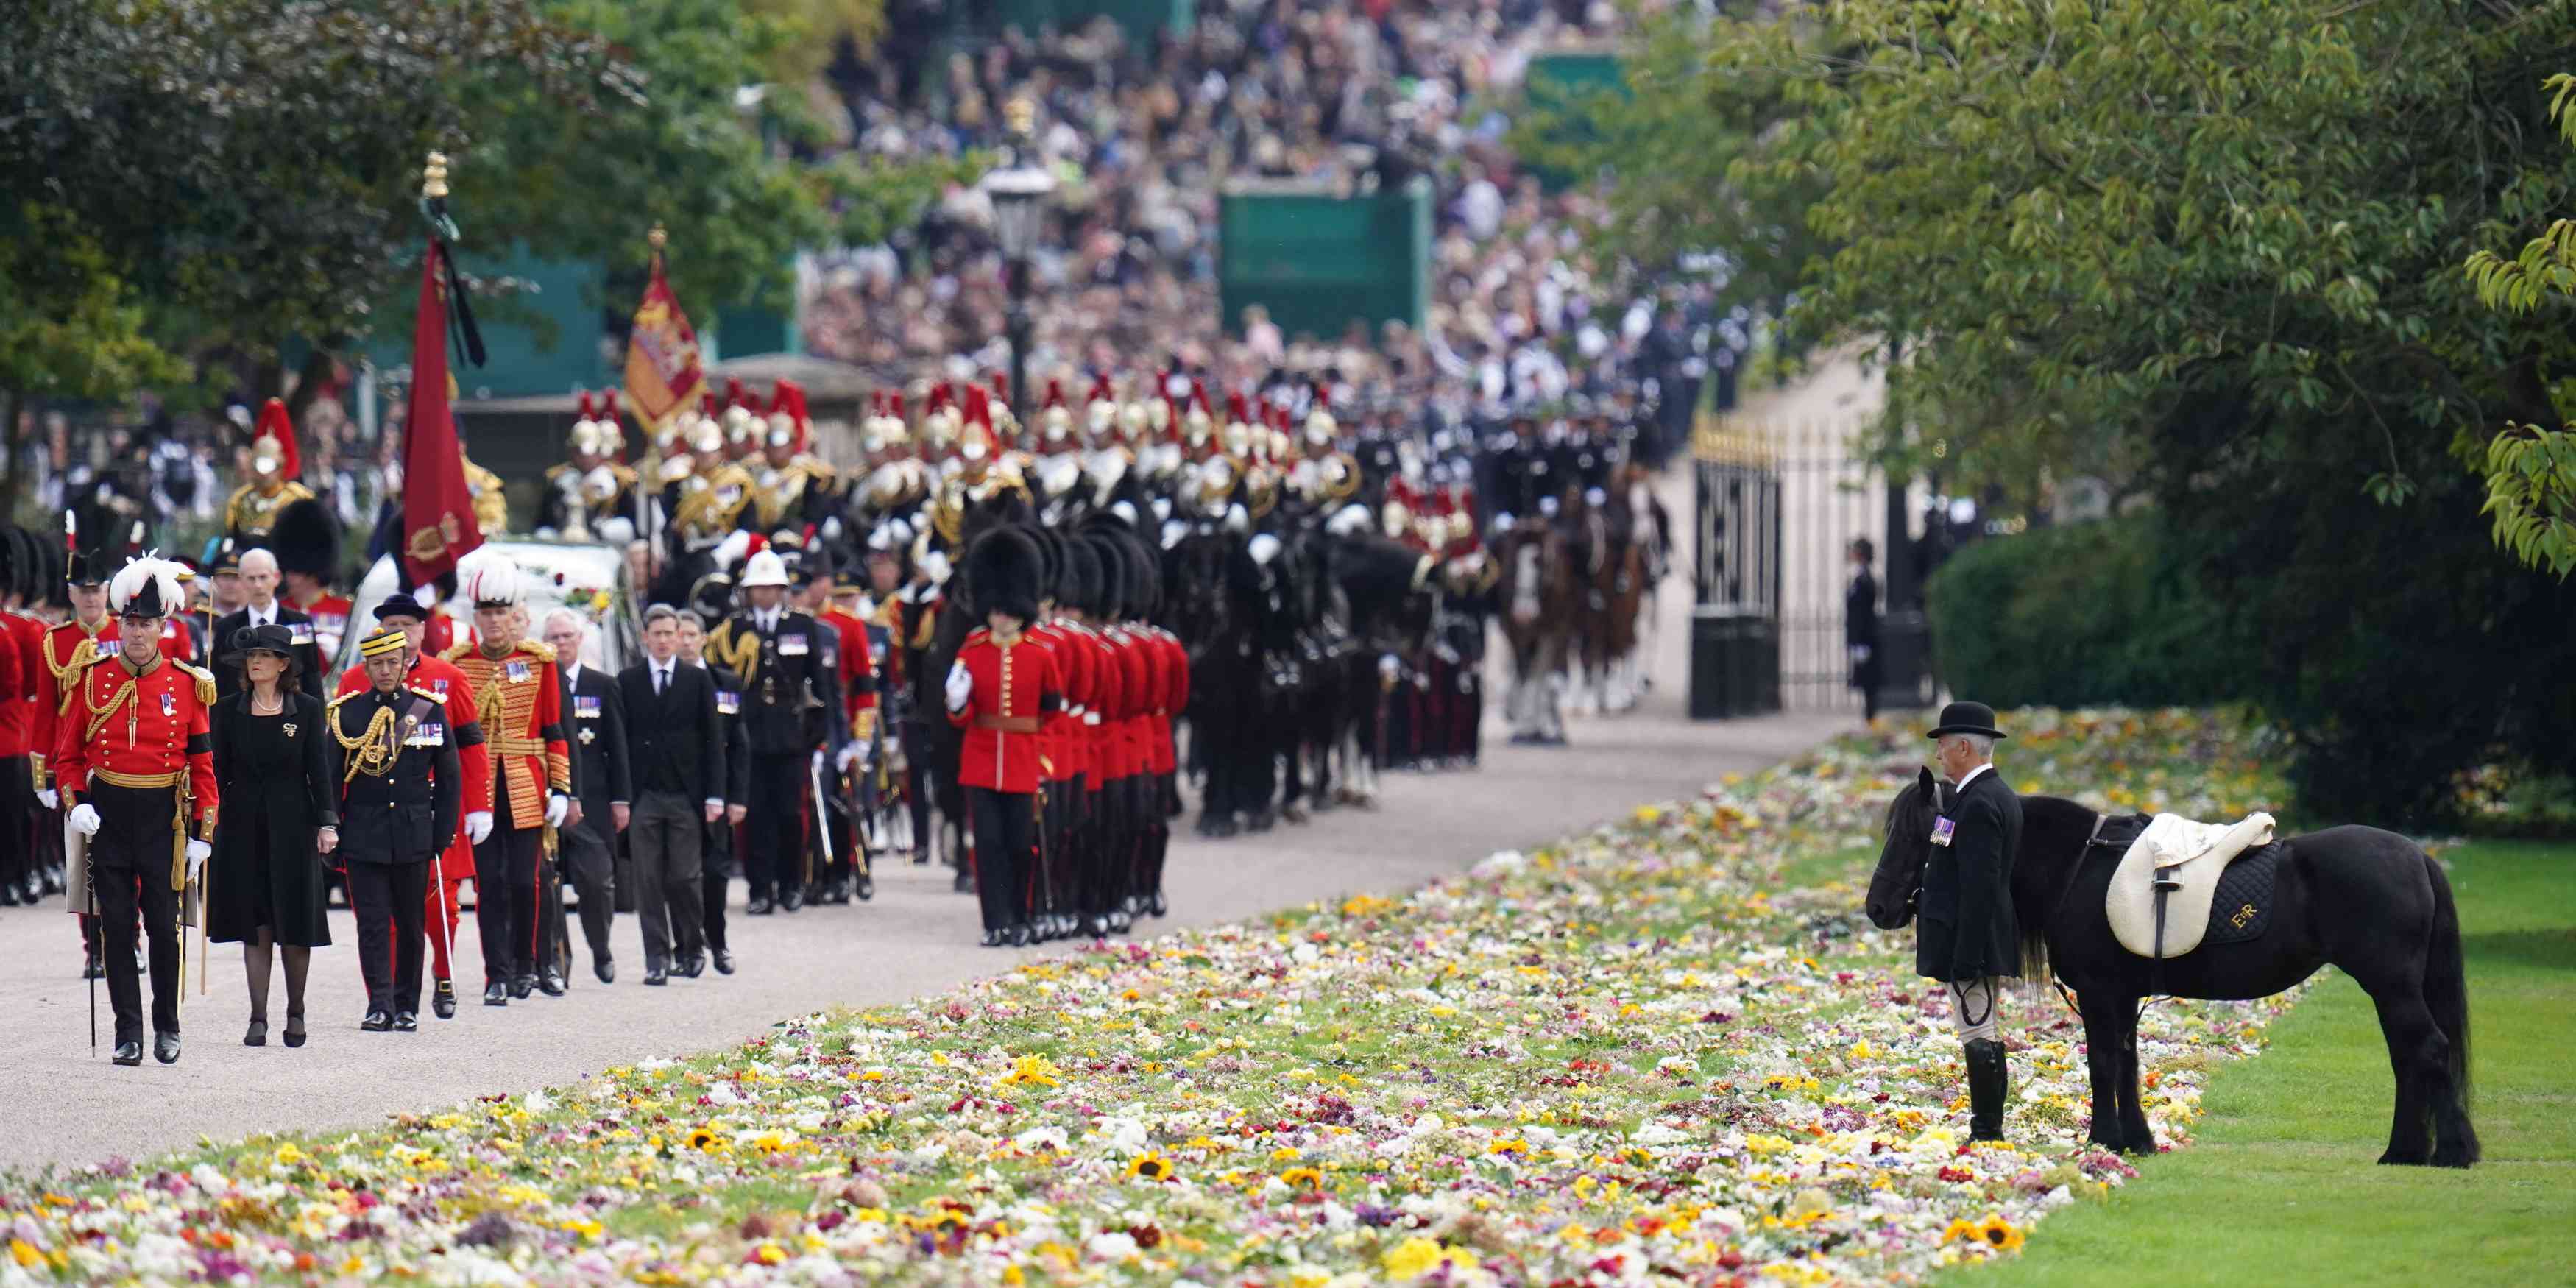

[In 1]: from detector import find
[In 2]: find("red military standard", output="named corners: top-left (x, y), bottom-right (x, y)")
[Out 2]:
top-left (946, 528), bottom-right (1060, 949)
top-left (54, 557), bottom-right (219, 1067)
top-left (442, 550), bottom-right (570, 1007)
top-left (339, 594), bottom-right (494, 1019)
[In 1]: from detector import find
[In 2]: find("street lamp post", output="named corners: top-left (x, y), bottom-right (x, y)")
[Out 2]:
top-left (983, 102), bottom-right (1057, 434)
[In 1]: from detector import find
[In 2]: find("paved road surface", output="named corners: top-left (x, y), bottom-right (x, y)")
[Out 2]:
top-left (0, 467), bottom-right (1847, 1177)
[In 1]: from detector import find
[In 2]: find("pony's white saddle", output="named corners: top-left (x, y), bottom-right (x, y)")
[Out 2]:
top-left (2107, 811), bottom-right (2276, 958)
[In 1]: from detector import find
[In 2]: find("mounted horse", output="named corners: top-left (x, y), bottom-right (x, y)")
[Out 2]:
top-left (1493, 509), bottom-right (1579, 745)
top-left (1866, 768), bottom-right (2479, 1167)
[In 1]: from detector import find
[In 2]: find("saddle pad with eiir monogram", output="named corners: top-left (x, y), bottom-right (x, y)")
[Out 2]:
top-left (2201, 842), bottom-right (2282, 946)
top-left (2107, 810), bottom-right (2276, 958)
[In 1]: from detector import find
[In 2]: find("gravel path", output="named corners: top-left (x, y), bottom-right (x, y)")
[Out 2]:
top-left (0, 470), bottom-right (1849, 1177)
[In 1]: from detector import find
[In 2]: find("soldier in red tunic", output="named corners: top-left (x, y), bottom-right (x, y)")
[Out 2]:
top-left (946, 528), bottom-right (1061, 948)
top-left (337, 595), bottom-right (493, 1019)
top-left (54, 557), bottom-right (219, 1066)
top-left (38, 550), bottom-right (119, 978)
top-left (444, 549), bottom-right (570, 1006)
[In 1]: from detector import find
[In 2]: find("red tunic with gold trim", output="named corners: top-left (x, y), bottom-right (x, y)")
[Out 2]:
top-left (339, 654), bottom-right (493, 877)
top-left (51, 651), bottom-right (219, 837)
top-left (820, 606), bottom-right (878, 738)
top-left (7, 612), bottom-right (44, 762)
top-left (32, 617), bottom-right (114, 791)
top-left (1078, 624), bottom-right (1122, 787)
top-left (946, 625), bottom-right (1061, 794)
top-left (1107, 625), bottom-right (1155, 781)
top-left (1025, 620), bottom-right (1081, 784)
top-left (442, 638), bottom-right (569, 829)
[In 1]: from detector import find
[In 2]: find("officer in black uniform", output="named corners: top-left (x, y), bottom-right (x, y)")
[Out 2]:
top-left (703, 549), bottom-right (839, 915)
top-left (328, 626), bottom-right (463, 1032)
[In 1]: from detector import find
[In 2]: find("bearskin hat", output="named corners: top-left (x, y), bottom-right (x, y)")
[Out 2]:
top-left (964, 525), bottom-right (1045, 626)
top-left (1057, 532), bottom-right (1103, 613)
top-left (264, 497), bottom-right (341, 584)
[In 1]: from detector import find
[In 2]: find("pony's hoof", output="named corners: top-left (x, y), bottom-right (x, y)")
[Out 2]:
top-left (2430, 1149), bottom-right (2477, 1170)
top-left (2376, 1148), bottom-right (2432, 1167)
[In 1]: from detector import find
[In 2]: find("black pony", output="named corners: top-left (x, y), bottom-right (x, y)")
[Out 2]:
top-left (1866, 769), bottom-right (2479, 1167)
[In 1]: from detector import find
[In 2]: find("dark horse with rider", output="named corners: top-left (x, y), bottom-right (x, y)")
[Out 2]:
top-left (1864, 701), bottom-right (2478, 1169)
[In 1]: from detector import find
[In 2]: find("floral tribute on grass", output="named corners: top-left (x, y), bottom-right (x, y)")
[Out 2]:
top-left (1, 708), bottom-right (2308, 1286)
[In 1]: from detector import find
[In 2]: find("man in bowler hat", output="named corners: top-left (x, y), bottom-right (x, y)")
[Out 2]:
top-left (1920, 700), bottom-right (2023, 1142)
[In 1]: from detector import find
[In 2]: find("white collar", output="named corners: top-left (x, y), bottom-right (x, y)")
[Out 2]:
top-left (756, 606), bottom-right (781, 631)
top-left (247, 603), bottom-right (275, 625)
top-left (1953, 762), bottom-right (1995, 792)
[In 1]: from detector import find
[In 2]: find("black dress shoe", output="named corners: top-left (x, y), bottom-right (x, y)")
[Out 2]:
top-left (244, 1019), bottom-right (267, 1047)
top-left (432, 981), bottom-right (456, 1019)
top-left (537, 969), bottom-right (567, 997)
top-left (112, 1040), bottom-right (143, 1066)
top-left (910, 849), bottom-right (929, 866)
top-left (980, 928), bottom-right (1008, 947)
top-left (952, 870), bottom-right (974, 894)
top-left (593, 957), bottom-right (615, 985)
top-left (712, 949), bottom-right (735, 975)
top-left (153, 1032), bottom-right (180, 1064)
top-left (283, 1010), bottom-right (307, 1048)
top-left (484, 982), bottom-right (510, 1006)
top-left (361, 1010), bottom-right (392, 1032)
top-left (1007, 923), bottom-right (1032, 947)
top-left (1148, 891), bottom-right (1167, 918)
top-left (643, 967), bottom-right (668, 986)
top-left (0, 881), bottom-right (20, 907)
top-left (81, 949), bottom-right (104, 981)
top-left (679, 955), bottom-right (706, 979)
top-left (392, 1012), bottom-right (419, 1032)
top-left (746, 896), bottom-right (774, 916)
top-left (779, 885), bottom-right (805, 913)
top-left (508, 974), bottom-right (534, 999)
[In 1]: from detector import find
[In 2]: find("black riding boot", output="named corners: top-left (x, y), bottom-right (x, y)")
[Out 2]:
top-left (1965, 1038), bottom-right (2009, 1142)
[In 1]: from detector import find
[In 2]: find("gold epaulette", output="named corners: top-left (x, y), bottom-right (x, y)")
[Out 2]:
top-left (410, 684), bottom-right (447, 704)
top-left (516, 638), bottom-right (556, 663)
top-left (326, 690), bottom-right (363, 711)
top-left (545, 463), bottom-right (575, 484)
top-left (438, 641), bottom-right (472, 663)
top-left (175, 661), bottom-right (216, 705)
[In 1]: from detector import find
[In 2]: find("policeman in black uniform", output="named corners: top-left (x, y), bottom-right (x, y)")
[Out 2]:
top-left (328, 626), bottom-right (463, 1032)
top-left (704, 549), bottom-right (839, 914)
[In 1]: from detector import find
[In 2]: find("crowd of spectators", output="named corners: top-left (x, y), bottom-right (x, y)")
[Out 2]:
top-left (796, 0), bottom-right (1738, 460)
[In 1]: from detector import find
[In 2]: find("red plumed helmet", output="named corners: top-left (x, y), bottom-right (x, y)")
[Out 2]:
top-left (252, 397), bottom-right (301, 481)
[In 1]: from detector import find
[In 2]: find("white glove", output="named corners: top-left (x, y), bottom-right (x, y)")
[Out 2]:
top-left (810, 749), bottom-right (826, 776)
top-left (36, 788), bottom-right (57, 810)
top-left (68, 802), bottom-right (101, 836)
top-left (185, 839), bottom-right (210, 878)
top-left (545, 793), bottom-right (570, 828)
top-left (835, 742), bottom-right (866, 774)
top-left (944, 660), bottom-right (973, 713)
top-left (465, 811), bottom-right (493, 845)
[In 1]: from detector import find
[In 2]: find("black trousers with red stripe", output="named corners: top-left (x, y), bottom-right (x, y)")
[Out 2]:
top-left (348, 859), bottom-right (428, 1013)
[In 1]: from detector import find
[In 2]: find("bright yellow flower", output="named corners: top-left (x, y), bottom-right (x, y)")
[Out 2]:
top-left (1976, 1214), bottom-right (2025, 1253)
top-left (10, 1240), bottom-right (44, 1270)
top-left (1269, 1146), bottom-right (1303, 1163)
top-left (749, 1240), bottom-right (786, 1266)
top-left (1128, 1153), bottom-right (1176, 1183)
top-left (1280, 1167), bottom-right (1326, 1191)
top-left (999, 1055), bottom-right (1063, 1089)
top-left (272, 1142), bottom-right (305, 1167)
top-left (1383, 1236), bottom-right (1479, 1281)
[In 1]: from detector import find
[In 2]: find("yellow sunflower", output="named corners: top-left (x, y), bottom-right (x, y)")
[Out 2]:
top-left (1976, 1214), bottom-right (2025, 1253)
top-left (1280, 1167), bottom-right (1326, 1192)
top-left (684, 1127), bottom-right (723, 1152)
top-left (1128, 1154), bottom-right (1177, 1183)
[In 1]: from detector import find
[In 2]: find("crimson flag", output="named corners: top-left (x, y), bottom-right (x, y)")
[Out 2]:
top-left (400, 240), bottom-right (484, 585)
top-left (623, 250), bottom-right (704, 436)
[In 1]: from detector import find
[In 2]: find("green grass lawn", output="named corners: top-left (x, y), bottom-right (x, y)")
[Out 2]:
top-left (1959, 841), bottom-right (2576, 1287)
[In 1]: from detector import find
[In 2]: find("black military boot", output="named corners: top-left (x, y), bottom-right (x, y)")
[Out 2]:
top-left (1965, 1038), bottom-right (2009, 1142)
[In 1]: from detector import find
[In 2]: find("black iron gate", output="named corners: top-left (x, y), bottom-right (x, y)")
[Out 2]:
top-left (1691, 416), bottom-right (1933, 718)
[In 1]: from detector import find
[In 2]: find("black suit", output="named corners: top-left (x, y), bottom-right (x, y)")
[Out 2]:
top-left (1846, 566), bottom-right (1881, 718)
top-left (1916, 767), bottom-right (2022, 983)
top-left (211, 606), bottom-right (327, 702)
top-left (546, 662), bottom-right (630, 972)
top-left (698, 661), bottom-right (751, 952)
top-left (619, 658), bottom-right (723, 969)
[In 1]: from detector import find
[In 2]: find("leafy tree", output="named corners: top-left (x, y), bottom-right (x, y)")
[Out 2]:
top-left (1512, 6), bottom-right (1838, 336)
top-left (2462, 72), bottom-right (2576, 576)
top-left (0, 0), bottom-right (966, 428)
top-left (0, 205), bottom-right (196, 501)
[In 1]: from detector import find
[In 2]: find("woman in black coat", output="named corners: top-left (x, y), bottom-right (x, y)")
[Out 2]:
top-left (208, 623), bottom-right (338, 1048)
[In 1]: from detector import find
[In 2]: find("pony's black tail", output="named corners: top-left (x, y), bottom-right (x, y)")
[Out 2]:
top-left (2424, 855), bottom-right (2474, 1117)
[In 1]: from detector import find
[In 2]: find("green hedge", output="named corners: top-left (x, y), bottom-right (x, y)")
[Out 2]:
top-left (1925, 516), bottom-right (2251, 711)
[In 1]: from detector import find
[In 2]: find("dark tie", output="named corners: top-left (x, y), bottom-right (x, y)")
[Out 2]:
top-left (655, 668), bottom-right (667, 696)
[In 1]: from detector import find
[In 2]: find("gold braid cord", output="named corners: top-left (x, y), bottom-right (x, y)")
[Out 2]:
top-left (330, 701), bottom-right (403, 784)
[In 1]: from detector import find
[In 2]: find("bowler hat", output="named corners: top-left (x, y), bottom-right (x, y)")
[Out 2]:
top-left (1926, 701), bottom-right (2007, 740)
